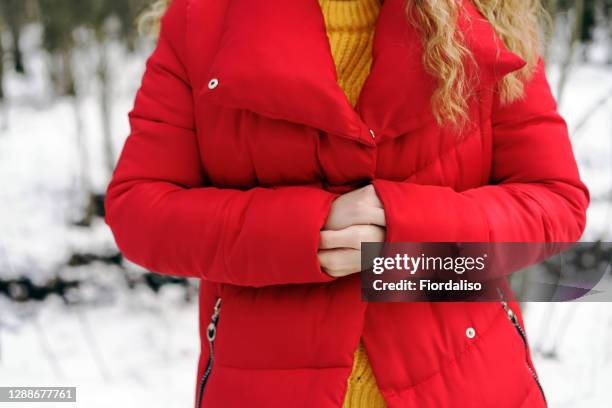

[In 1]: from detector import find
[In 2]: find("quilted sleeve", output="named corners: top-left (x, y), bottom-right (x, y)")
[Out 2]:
top-left (372, 59), bottom-right (590, 243)
top-left (104, 0), bottom-right (337, 287)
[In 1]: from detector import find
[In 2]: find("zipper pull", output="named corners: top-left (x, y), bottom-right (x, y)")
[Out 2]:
top-left (497, 287), bottom-right (518, 323)
top-left (207, 298), bottom-right (222, 342)
top-left (500, 300), bottom-right (518, 324)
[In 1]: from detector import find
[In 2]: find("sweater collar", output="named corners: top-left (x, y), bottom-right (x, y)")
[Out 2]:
top-left (318, 0), bottom-right (381, 32)
top-left (199, 0), bottom-right (526, 144)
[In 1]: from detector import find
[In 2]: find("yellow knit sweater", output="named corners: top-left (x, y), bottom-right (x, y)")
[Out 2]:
top-left (318, 1), bottom-right (386, 407)
top-left (319, 0), bottom-right (381, 107)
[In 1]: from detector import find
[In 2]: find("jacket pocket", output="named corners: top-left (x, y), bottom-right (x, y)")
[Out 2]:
top-left (197, 297), bottom-right (222, 408)
top-left (500, 300), bottom-right (547, 406)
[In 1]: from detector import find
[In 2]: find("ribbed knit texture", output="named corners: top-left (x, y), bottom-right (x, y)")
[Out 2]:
top-left (341, 341), bottom-right (387, 408)
top-left (318, 0), bottom-right (386, 407)
top-left (319, 0), bottom-right (381, 107)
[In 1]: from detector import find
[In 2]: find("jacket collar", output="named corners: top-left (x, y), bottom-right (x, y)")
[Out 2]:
top-left (199, 0), bottom-right (526, 144)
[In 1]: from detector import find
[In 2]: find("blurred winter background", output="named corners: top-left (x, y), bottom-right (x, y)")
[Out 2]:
top-left (0, 0), bottom-right (610, 407)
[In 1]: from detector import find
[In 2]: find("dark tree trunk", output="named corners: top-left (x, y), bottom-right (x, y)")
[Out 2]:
top-left (556, 0), bottom-right (586, 106)
top-left (97, 40), bottom-right (115, 178)
top-left (9, 24), bottom-right (24, 74)
top-left (0, 28), bottom-right (6, 132)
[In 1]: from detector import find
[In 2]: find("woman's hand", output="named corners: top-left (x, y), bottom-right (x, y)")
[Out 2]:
top-left (324, 184), bottom-right (385, 231)
top-left (318, 225), bottom-right (386, 277)
top-left (318, 184), bottom-right (387, 278)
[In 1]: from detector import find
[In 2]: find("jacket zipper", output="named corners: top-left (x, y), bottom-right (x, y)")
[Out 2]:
top-left (500, 300), bottom-right (547, 405)
top-left (197, 297), bottom-right (221, 408)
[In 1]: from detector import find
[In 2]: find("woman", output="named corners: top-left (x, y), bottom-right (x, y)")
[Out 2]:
top-left (105, 0), bottom-right (589, 406)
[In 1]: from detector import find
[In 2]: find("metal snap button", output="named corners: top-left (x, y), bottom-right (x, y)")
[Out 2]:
top-left (466, 327), bottom-right (476, 339)
top-left (208, 78), bottom-right (219, 89)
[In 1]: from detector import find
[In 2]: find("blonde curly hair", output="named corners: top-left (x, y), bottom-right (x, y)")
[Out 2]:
top-left (140, 0), bottom-right (545, 126)
top-left (137, 0), bottom-right (172, 37)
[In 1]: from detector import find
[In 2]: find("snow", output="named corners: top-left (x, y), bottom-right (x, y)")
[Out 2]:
top-left (526, 302), bottom-right (612, 407)
top-left (0, 284), bottom-right (199, 408)
top-left (0, 24), bottom-right (611, 408)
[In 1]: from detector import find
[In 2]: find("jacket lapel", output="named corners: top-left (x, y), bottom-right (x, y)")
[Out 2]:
top-left (357, 0), bottom-right (527, 142)
top-left (356, 0), bottom-right (433, 141)
top-left (199, 0), bottom-right (526, 144)
top-left (199, 0), bottom-right (374, 145)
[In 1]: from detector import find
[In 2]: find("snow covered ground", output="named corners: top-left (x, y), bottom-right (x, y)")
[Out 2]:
top-left (0, 285), bottom-right (199, 408)
top-left (0, 26), bottom-right (611, 408)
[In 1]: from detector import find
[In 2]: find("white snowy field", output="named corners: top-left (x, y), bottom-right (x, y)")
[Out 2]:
top-left (0, 284), bottom-right (199, 408)
top-left (1, 296), bottom-right (612, 408)
top-left (0, 26), bottom-right (611, 408)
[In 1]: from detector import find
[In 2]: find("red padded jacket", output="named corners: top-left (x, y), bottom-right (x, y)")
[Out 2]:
top-left (104, 0), bottom-right (589, 406)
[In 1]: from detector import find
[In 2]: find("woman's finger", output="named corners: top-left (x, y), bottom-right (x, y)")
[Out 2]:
top-left (324, 186), bottom-right (387, 230)
top-left (356, 207), bottom-right (386, 227)
top-left (319, 225), bottom-right (386, 250)
top-left (318, 248), bottom-right (362, 277)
